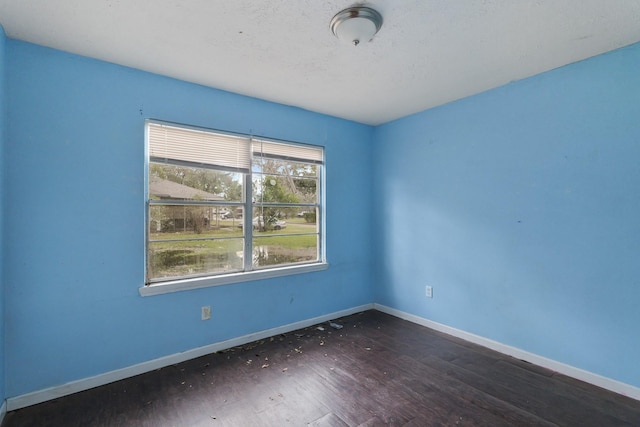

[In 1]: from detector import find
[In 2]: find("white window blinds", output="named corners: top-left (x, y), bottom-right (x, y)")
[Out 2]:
top-left (252, 138), bottom-right (324, 164)
top-left (148, 122), bottom-right (251, 172)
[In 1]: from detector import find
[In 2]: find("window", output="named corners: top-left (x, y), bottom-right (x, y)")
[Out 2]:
top-left (144, 120), bottom-right (325, 292)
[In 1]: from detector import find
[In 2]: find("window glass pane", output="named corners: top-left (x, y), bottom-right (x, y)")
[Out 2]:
top-left (249, 206), bottom-right (317, 228)
top-left (253, 235), bottom-right (318, 268)
top-left (150, 162), bottom-right (243, 202)
top-left (250, 207), bottom-right (289, 233)
top-left (292, 207), bottom-right (318, 229)
top-left (292, 176), bottom-right (318, 203)
top-left (253, 174), bottom-right (297, 205)
top-left (253, 158), bottom-right (318, 177)
top-left (148, 238), bottom-right (244, 280)
top-left (253, 174), bottom-right (318, 204)
top-left (150, 205), bottom-right (244, 238)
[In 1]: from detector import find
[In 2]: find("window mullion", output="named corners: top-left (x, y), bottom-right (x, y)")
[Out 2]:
top-left (243, 154), bottom-right (254, 272)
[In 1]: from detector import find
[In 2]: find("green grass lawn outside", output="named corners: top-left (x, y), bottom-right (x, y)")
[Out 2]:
top-left (148, 220), bottom-right (318, 279)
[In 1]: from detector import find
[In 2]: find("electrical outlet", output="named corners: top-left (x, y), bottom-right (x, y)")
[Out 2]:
top-left (425, 286), bottom-right (433, 298)
top-left (201, 305), bottom-right (211, 320)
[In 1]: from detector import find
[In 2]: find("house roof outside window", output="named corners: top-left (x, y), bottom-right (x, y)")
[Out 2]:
top-left (149, 177), bottom-right (224, 201)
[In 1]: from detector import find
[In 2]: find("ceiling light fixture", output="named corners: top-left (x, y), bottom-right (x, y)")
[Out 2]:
top-left (330, 6), bottom-right (383, 46)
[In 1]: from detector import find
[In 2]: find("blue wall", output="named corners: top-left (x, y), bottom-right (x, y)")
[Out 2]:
top-left (4, 33), bottom-right (640, 401)
top-left (0, 25), bottom-right (6, 408)
top-left (373, 42), bottom-right (640, 388)
top-left (4, 40), bottom-right (374, 397)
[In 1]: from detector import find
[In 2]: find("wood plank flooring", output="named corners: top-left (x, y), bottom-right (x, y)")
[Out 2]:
top-left (4, 310), bottom-right (640, 426)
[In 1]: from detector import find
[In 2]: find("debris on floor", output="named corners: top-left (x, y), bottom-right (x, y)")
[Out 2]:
top-left (329, 322), bottom-right (343, 330)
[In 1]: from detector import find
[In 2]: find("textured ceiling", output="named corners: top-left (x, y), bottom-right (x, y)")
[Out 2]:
top-left (1, 0), bottom-right (640, 125)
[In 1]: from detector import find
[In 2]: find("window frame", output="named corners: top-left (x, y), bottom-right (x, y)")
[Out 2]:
top-left (140, 120), bottom-right (327, 296)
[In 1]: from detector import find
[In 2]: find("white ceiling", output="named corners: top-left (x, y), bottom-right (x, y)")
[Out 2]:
top-left (1, 1), bottom-right (640, 125)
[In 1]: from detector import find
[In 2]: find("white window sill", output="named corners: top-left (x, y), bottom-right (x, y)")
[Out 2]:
top-left (139, 262), bottom-right (329, 297)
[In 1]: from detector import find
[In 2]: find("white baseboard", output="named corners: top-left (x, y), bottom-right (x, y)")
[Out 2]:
top-left (374, 303), bottom-right (640, 402)
top-left (7, 303), bottom-right (374, 411)
top-left (0, 400), bottom-right (6, 424)
top-left (10, 302), bottom-right (637, 411)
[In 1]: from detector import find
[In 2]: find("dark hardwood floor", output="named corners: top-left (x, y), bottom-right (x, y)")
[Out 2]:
top-left (4, 310), bottom-right (640, 426)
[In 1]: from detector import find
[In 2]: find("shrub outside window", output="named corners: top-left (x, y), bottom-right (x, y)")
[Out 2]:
top-left (145, 121), bottom-right (325, 287)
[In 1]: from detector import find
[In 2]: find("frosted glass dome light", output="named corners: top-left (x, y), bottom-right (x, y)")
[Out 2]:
top-left (330, 7), bottom-right (383, 46)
